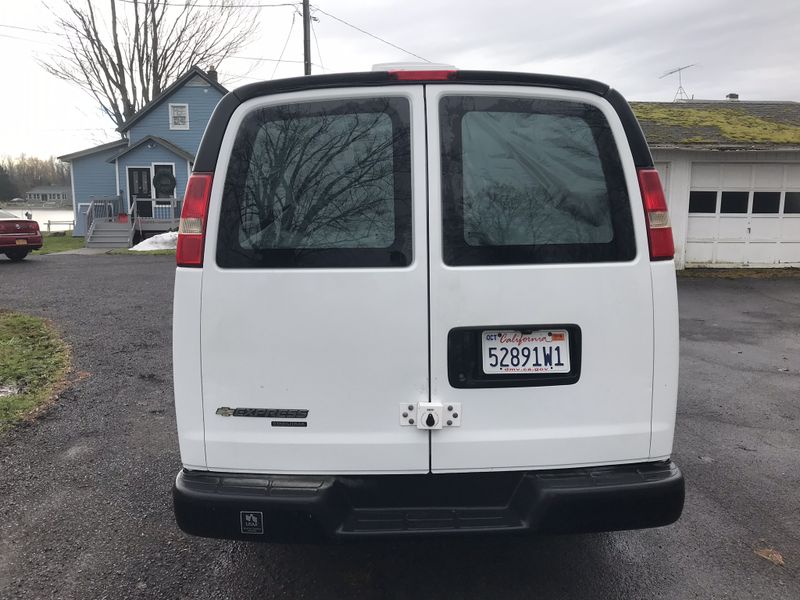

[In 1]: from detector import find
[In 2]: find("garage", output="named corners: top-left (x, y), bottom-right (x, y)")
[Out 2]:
top-left (633, 100), bottom-right (800, 268)
top-left (684, 162), bottom-right (800, 265)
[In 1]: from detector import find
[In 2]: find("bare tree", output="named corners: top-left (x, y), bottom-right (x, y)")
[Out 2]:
top-left (41, 0), bottom-right (258, 129)
top-left (2, 155), bottom-right (71, 192)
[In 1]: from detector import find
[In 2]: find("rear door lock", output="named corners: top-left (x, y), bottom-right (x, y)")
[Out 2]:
top-left (399, 402), bottom-right (461, 429)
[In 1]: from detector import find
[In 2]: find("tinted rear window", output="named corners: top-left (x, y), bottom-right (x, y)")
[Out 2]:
top-left (439, 96), bottom-right (635, 266)
top-left (217, 97), bottom-right (412, 268)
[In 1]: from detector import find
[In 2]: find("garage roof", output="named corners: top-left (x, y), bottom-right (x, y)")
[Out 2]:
top-left (631, 101), bottom-right (800, 151)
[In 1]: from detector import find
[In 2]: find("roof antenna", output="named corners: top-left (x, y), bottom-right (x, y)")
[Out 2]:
top-left (659, 64), bottom-right (696, 102)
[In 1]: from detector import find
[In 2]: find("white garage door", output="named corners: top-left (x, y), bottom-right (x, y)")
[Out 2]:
top-left (685, 163), bottom-right (800, 266)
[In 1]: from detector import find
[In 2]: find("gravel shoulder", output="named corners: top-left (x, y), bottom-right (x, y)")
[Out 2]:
top-left (0, 254), bottom-right (798, 599)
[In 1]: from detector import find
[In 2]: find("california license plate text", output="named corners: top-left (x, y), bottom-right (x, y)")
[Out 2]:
top-left (481, 330), bottom-right (570, 374)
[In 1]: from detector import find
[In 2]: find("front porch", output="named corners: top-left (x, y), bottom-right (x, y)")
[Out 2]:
top-left (131, 197), bottom-right (183, 231)
top-left (83, 195), bottom-right (181, 248)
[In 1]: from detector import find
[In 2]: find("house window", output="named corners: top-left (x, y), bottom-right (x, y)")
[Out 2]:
top-left (169, 103), bottom-right (189, 130)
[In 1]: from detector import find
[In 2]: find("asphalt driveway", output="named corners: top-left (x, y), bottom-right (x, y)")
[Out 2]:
top-left (0, 254), bottom-right (798, 599)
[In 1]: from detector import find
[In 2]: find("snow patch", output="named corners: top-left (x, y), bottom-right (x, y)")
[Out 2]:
top-left (131, 231), bottom-right (178, 251)
top-left (0, 384), bottom-right (20, 398)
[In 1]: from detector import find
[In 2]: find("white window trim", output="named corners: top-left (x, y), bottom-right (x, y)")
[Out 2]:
top-left (169, 103), bottom-right (190, 130)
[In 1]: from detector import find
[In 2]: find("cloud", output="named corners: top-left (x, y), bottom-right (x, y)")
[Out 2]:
top-left (316, 0), bottom-right (800, 101)
top-left (2, 0), bottom-right (798, 156)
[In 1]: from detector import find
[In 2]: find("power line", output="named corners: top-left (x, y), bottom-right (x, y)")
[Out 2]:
top-left (220, 62), bottom-right (324, 82)
top-left (0, 23), bottom-right (306, 69)
top-left (118, 0), bottom-right (298, 7)
top-left (0, 25), bottom-right (304, 65)
top-left (0, 24), bottom-right (64, 37)
top-left (271, 11), bottom-right (297, 79)
top-left (228, 54), bottom-right (305, 64)
top-left (0, 33), bottom-right (58, 46)
top-left (311, 6), bottom-right (431, 63)
top-left (38, 127), bottom-right (114, 132)
top-left (218, 71), bottom-right (264, 81)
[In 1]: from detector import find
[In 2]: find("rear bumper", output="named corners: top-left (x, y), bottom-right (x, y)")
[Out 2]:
top-left (173, 461), bottom-right (684, 542)
top-left (0, 235), bottom-right (42, 250)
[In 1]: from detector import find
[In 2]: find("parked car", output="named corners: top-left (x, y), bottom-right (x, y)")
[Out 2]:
top-left (171, 67), bottom-right (683, 542)
top-left (0, 210), bottom-right (42, 261)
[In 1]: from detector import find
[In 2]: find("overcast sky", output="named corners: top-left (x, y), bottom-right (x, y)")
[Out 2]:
top-left (1, 0), bottom-right (799, 158)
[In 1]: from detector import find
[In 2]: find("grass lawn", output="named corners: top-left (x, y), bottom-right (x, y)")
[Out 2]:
top-left (33, 232), bottom-right (84, 255)
top-left (0, 310), bottom-right (71, 432)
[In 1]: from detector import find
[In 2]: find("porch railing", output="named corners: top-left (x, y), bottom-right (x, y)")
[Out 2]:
top-left (128, 195), bottom-right (141, 242)
top-left (85, 196), bottom-right (120, 236)
top-left (134, 198), bottom-right (182, 222)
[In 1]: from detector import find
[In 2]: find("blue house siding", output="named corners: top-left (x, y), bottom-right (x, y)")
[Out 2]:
top-left (128, 78), bottom-right (224, 155)
top-left (70, 146), bottom-right (123, 236)
top-left (60, 68), bottom-right (225, 242)
top-left (116, 143), bottom-right (190, 212)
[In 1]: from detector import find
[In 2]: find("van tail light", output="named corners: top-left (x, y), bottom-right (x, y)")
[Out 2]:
top-left (637, 168), bottom-right (674, 261)
top-left (177, 173), bottom-right (213, 267)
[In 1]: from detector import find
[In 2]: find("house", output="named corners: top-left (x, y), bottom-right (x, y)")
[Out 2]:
top-left (58, 66), bottom-right (227, 247)
top-left (632, 98), bottom-right (800, 268)
top-left (24, 185), bottom-right (72, 204)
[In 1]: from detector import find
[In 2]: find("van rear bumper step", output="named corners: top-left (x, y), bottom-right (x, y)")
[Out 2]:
top-left (173, 461), bottom-right (684, 542)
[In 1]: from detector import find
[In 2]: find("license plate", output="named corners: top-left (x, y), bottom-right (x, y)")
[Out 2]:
top-left (482, 329), bottom-right (570, 375)
top-left (15, 239), bottom-right (27, 245)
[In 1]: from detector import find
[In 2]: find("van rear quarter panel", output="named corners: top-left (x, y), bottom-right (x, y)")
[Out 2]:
top-left (173, 268), bottom-right (206, 469)
top-left (649, 260), bottom-right (679, 457)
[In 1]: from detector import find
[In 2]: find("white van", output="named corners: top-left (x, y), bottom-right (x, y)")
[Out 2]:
top-left (172, 67), bottom-right (683, 541)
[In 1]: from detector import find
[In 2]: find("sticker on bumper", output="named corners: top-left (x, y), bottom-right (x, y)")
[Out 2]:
top-left (240, 511), bottom-right (264, 535)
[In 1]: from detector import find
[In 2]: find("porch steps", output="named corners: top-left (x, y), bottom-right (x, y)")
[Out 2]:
top-left (86, 221), bottom-right (132, 249)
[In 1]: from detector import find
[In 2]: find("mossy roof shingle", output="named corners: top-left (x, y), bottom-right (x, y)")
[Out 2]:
top-left (630, 101), bottom-right (800, 150)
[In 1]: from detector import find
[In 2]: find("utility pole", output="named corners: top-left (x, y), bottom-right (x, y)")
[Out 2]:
top-left (302, 0), bottom-right (311, 75)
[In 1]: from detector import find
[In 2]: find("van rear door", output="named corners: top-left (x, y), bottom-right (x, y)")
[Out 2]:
top-left (199, 87), bottom-right (430, 473)
top-left (425, 85), bottom-right (655, 472)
